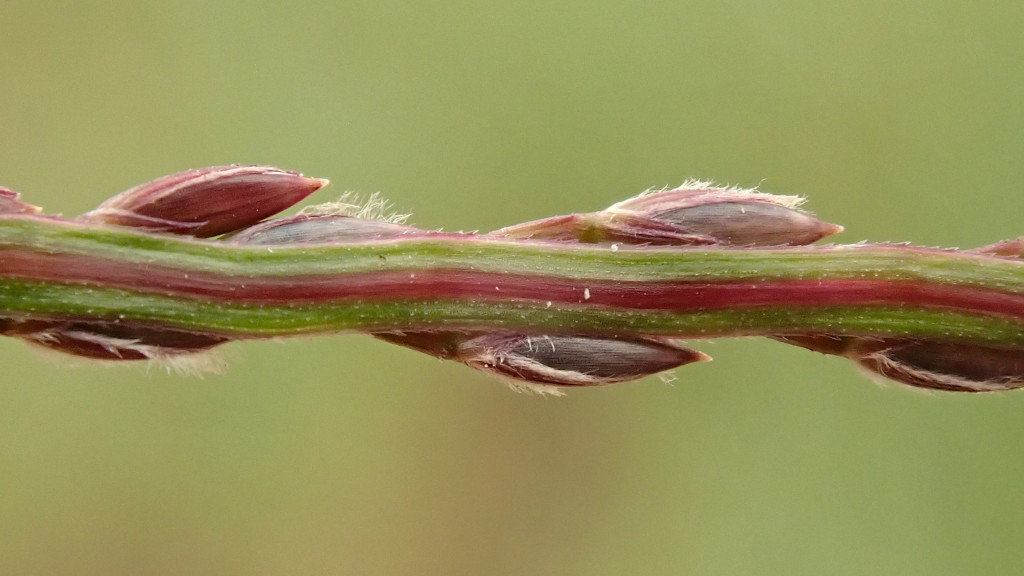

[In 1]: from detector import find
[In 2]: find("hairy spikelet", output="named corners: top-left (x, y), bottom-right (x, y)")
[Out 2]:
top-left (299, 191), bottom-right (411, 224)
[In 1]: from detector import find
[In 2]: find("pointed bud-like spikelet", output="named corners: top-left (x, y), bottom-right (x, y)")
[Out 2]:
top-left (773, 334), bottom-right (1024, 392)
top-left (0, 187), bottom-right (42, 215)
top-left (494, 182), bottom-right (842, 247)
top-left (851, 339), bottom-right (1024, 392)
top-left (457, 333), bottom-right (709, 386)
top-left (79, 166), bottom-right (328, 237)
top-left (228, 214), bottom-right (425, 244)
top-left (971, 238), bottom-right (1024, 259)
top-left (2, 319), bottom-right (228, 361)
top-left (602, 183), bottom-right (843, 246)
top-left (374, 331), bottom-right (708, 389)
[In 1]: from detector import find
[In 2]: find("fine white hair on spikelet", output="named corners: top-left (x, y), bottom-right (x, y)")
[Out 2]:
top-left (607, 179), bottom-right (807, 212)
top-left (497, 376), bottom-right (567, 396)
top-left (26, 330), bottom-right (227, 377)
top-left (147, 350), bottom-right (228, 377)
top-left (858, 350), bottom-right (1018, 393)
top-left (299, 191), bottom-right (412, 224)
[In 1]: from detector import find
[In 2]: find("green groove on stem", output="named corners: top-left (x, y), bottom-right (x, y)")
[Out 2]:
top-left (2, 278), bottom-right (1021, 344)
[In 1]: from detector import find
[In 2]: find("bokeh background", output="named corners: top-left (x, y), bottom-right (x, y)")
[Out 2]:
top-left (3, 1), bottom-right (1024, 574)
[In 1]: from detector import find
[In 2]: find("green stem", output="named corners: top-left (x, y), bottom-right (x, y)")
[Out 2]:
top-left (1, 215), bottom-right (1022, 344)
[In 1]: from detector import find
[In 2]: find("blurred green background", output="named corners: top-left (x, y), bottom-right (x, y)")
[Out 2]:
top-left (3, 1), bottom-right (1024, 574)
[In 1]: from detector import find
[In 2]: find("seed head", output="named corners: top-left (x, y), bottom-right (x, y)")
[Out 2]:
top-left (495, 181), bottom-right (842, 247)
top-left (2, 319), bottom-right (228, 361)
top-left (0, 187), bottom-right (41, 215)
top-left (602, 182), bottom-right (843, 246)
top-left (971, 238), bottom-right (1024, 259)
top-left (229, 214), bottom-right (425, 245)
top-left (458, 333), bottom-right (709, 387)
top-left (774, 334), bottom-right (1024, 392)
top-left (80, 166), bottom-right (327, 237)
top-left (375, 330), bottom-right (708, 390)
top-left (853, 339), bottom-right (1024, 392)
